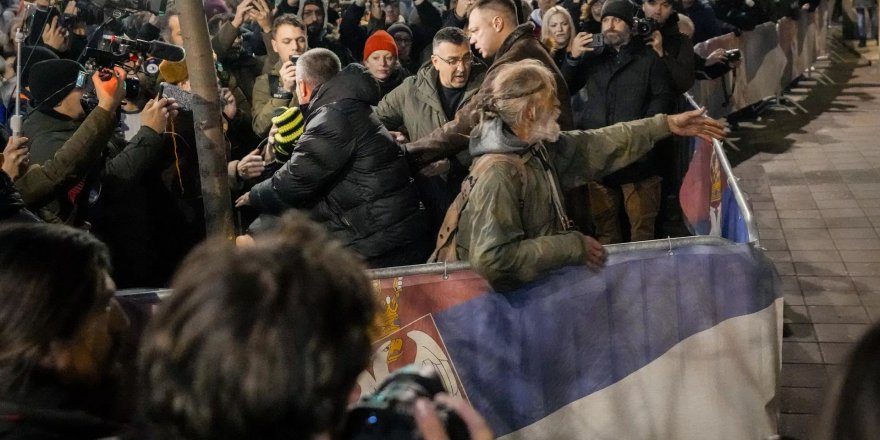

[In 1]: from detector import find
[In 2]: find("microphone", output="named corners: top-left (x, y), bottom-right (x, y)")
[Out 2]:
top-left (102, 35), bottom-right (186, 62)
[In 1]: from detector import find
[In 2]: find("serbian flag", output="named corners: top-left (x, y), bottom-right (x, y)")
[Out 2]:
top-left (360, 242), bottom-right (782, 439)
top-left (680, 137), bottom-right (750, 243)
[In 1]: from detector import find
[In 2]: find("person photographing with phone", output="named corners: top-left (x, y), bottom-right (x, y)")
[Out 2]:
top-left (563, 0), bottom-right (676, 244)
top-left (251, 14), bottom-right (309, 137)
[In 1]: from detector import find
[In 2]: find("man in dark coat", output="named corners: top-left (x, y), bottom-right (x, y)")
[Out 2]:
top-left (566, 0), bottom-right (675, 243)
top-left (642, 0), bottom-right (695, 94)
top-left (238, 48), bottom-right (428, 268)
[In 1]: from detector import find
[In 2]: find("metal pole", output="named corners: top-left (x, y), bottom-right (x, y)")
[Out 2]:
top-left (684, 93), bottom-right (760, 245)
top-left (176, 0), bottom-right (235, 240)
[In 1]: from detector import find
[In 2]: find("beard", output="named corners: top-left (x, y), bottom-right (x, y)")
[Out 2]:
top-left (528, 113), bottom-right (562, 143)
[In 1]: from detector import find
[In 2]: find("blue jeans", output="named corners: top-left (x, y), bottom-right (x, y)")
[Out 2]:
top-left (857, 6), bottom-right (878, 39)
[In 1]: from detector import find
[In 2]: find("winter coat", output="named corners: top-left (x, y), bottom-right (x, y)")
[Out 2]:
top-left (0, 172), bottom-right (40, 223)
top-left (656, 14), bottom-right (696, 94)
top-left (376, 61), bottom-right (485, 142)
top-left (17, 108), bottom-right (164, 224)
top-left (681, 0), bottom-right (739, 44)
top-left (249, 64), bottom-right (427, 262)
top-left (568, 43), bottom-right (675, 184)
top-left (404, 22), bottom-right (574, 168)
top-left (251, 61), bottom-right (300, 138)
top-left (455, 114), bottom-right (672, 291)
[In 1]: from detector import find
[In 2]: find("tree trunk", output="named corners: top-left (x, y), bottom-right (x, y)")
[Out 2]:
top-left (176, 0), bottom-right (235, 240)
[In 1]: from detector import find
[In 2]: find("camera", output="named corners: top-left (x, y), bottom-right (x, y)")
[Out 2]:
top-left (343, 365), bottom-right (471, 440)
top-left (632, 17), bottom-right (658, 37)
top-left (724, 49), bottom-right (742, 62)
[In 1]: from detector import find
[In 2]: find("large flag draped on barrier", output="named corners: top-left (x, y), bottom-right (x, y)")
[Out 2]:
top-left (679, 137), bottom-right (750, 243)
top-left (362, 243), bottom-right (782, 439)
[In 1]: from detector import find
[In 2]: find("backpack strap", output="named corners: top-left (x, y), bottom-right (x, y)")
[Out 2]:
top-left (429, 152), bottom-right (532, 263)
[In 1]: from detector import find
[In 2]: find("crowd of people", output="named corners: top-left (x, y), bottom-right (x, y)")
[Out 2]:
top-left (0, 0), bottom-right (871, 438)
top-left (0, 0), bottom-right (741, 290)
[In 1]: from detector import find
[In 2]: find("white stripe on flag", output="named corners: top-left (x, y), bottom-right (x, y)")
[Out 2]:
top-left (499, 298), bottom-right (783, 440)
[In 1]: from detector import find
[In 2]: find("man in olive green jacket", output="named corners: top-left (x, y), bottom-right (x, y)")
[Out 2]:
top-left (376, 27), bottom-right (485, 236)
top-left (437, 60), bottom-right (726, 292)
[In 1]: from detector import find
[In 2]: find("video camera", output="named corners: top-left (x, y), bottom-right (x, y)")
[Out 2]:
top-left (78, 34), bottom-right (185, 111)
top-left (343, 365), bottom-right (471, 440)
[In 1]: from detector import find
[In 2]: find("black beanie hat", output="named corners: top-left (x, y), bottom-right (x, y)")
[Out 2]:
top-left (20, 46), bottom-right (59, 89)
top-left (28, 59), bottom-right (85, 110)
top-left (601, 0), bottom-right (637, 28)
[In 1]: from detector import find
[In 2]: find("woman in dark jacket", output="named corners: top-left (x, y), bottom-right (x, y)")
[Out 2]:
top-left (362, 30), bottom-right (410, 97)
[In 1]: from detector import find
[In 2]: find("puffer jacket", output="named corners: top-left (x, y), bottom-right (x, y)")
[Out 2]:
top-left (455, 114), bottom-right (671, 291)
top-left (249, 64), bottom-right (427, 262)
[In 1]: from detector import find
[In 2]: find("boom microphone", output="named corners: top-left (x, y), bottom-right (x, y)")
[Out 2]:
top-left (102, 35), bottom-right (186, 62)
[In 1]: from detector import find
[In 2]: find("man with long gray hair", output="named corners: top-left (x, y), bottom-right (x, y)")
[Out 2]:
top-left (430, 59), bottom-right (726, 292)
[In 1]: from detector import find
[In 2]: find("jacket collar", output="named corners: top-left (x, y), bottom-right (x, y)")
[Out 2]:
top-left (496, 22), bottom-right (538, 61)
top-left (413, 61), bottom-right (484, 115)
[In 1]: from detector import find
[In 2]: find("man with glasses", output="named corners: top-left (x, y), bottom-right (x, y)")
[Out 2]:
top-left (377, 27), bottom-right (486, 237)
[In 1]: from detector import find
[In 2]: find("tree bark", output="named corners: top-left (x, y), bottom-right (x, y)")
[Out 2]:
top-left (176, 0), bottom-right (235, 240)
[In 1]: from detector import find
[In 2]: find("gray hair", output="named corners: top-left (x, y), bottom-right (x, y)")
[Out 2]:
top-left (432, 27), bottom-right (469, 52)
top-left (295, 48), bottom-right (341, 89)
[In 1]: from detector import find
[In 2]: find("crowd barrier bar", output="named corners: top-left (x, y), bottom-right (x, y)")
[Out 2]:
top-left (365, 235), bottom-right (739, 279)
top-left (684, 92), bottom-right (760, 246)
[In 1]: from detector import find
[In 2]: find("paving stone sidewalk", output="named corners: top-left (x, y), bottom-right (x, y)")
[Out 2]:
top-left (723, 36), bottom-right (880, 439)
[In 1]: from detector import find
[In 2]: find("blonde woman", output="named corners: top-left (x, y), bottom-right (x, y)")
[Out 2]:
top-left (541, 5), bottom-right (576, 68)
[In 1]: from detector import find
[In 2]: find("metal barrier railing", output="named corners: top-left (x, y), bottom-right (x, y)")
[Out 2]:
top-left (366, 235), bottom-right (738, 279)
top-left (684, 92), bottom-right (760, 246)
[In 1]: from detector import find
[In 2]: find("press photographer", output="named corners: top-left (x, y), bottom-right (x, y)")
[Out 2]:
top-left (16, 58), bottom-right (177, 286)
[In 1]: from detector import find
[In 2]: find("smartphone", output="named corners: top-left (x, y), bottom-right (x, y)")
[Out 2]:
top-left (587, 33), bottom-right (605, 49)
top-left (159, 82), bottom-right (192, 112)
top-left (289, 54), bottom-right (300, 64)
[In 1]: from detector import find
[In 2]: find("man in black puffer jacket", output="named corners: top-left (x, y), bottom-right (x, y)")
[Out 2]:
top-left (238, 48), bottom-right (429, 268)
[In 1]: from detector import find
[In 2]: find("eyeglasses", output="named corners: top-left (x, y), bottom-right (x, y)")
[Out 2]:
top-left (434, 54), bottom-right (475, 66)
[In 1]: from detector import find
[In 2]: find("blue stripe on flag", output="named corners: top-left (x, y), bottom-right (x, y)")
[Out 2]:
top-left (433, 243), bottom-right (780, 435)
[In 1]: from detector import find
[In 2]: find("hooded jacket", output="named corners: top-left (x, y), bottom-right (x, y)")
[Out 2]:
top-left (249, 65), bottom-right (427, 263)
top-left (454, 114), bottom-right (671, 291)
top-left (404, 22), bottom-right (574, 167)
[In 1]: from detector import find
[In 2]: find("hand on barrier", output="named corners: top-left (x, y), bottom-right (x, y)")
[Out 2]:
top-left (667, 107), bottom-right (728, 142)
top-left (581, 235), bottom-right (607, 272)
top-left (415, 394), bottom-right (494, 440)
